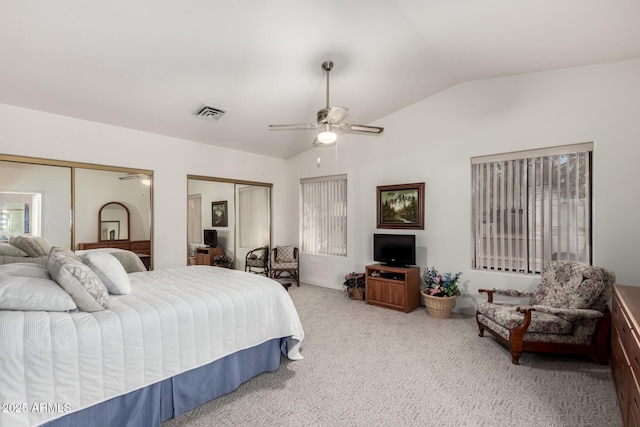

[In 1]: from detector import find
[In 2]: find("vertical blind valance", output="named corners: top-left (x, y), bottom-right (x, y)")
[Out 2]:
top-left (472, 143), bottom-right (593, 274)
top-left (300, 175), bottom-right (347, 257)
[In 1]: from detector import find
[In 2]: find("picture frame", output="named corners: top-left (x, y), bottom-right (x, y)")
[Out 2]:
top-left (376, 182), bottom-right (425, 229)
top-left (211, 200), bottom-right (228, 227)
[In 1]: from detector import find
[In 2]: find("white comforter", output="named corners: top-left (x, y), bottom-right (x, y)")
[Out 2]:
top-left (0, 266), bottom-right (304, 427)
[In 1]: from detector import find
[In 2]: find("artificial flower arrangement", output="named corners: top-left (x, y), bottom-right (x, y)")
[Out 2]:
top-left (423, 267), bottom-right (463, 297)
top-left (343, 272), bottom-right (366, 291)
top-left (212, 254), bottom-right (233, 268)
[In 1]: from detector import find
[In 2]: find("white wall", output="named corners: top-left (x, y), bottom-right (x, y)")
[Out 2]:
top-left (0, 103), bottom-right (289, 268)
top-left (2, 59), bottom-right (639, 315)
top-left (290, 59), bottom-right (640, 314)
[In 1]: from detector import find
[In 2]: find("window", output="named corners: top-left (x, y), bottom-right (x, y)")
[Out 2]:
top-left (472, 143), bottom-right (592, 274)
top-left (300, 175), bottom-right (347, 256)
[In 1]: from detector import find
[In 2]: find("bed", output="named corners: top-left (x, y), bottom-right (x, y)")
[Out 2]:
top-left (0, 238), bottom-right (50, 266)
top-left (0, 252), bottom-right (304, 427)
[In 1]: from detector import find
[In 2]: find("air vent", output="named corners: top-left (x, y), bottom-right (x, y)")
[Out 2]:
top-left (195, 105), bottom-right (226, 121)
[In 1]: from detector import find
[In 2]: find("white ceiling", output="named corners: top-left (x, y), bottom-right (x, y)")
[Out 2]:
top-left (2, 1), bottom-right (640, 159)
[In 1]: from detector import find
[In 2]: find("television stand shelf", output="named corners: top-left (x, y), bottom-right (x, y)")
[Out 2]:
top-left (195, 246), bottom-right (225, 266)
top-left (365, 264), bottom-right (420, 313)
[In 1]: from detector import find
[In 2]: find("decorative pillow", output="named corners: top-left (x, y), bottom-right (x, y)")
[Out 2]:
top-left (0, 242), bottom-right (28, 257)
top-left (83, 251), bottom-right (131, 295)
top-left (33, 236), bottom-right (52, 255)
top-left (276, 246), bottom-right (295, 263)
top-left (48, 247), bottom-right (109, 312)
top-left (0, 273), bottom-right (77, 312)
top-left (109, 250), bottom-right (148, 273)
top-left (10, 236), bottom-right (46, 257)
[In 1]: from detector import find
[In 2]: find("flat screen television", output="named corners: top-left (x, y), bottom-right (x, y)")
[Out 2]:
top-left (373, 233), bottom-right (416, 267)
top-left (203, 229), bottom-right (218, 247)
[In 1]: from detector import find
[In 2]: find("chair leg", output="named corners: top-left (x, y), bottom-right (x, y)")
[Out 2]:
top-left (511, 351), bottom-right (522, 365)
top-left (475, 312), bottom-right (485, 337)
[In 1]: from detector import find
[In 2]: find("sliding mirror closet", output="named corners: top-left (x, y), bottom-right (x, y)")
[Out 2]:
top-left (187, 175), bottom-right (271, 272)
top-left (0, 154), bottom-right (153, 268)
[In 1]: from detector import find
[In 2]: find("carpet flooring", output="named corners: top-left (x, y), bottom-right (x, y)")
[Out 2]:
top-left (162, 283), bottom-right (622, 427)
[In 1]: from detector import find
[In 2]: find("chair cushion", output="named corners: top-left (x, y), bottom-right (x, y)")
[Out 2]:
top-left (276, 246), bottom-right (295, 262)
top-left (529, 261), bottom-right (607, 310)
top-left (272, 262), bottom-right (298, 269)
top-left (476, 302), bottom-right (573, 334)
top-left (246, 258), bottom-right (266, 267)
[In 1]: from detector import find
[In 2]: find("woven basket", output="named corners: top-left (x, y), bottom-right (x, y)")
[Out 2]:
top-left (349, 288), bottom-right (365, 301)
top-left (422, 291), bottom-right (456, 319)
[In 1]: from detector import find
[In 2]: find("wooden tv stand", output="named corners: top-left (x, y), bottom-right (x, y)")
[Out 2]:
top-left (195, 246), bottom-right (225, 266)
top-left (365, 264), bottom-right (420, 313)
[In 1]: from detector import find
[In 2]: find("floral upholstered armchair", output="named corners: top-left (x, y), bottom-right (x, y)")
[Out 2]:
top-left (476, 261), bottom-right (616, 365)
top-left (269, 246), bottom-right (299, 287)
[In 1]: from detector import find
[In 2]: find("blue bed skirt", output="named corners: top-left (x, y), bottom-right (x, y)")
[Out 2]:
top-left (42, 338), bottom-right (285, 427)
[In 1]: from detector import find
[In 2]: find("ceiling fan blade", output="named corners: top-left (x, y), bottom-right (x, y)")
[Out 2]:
top-left (324, 106), bottom-right (349, 124)
top-left (342, 123), bottom-right (384, 135)
top-left (268, 123), bottom-right (319, 131)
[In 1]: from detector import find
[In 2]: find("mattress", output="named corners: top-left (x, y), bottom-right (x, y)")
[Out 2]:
top-left (0, 266), bottom-right (304, 427)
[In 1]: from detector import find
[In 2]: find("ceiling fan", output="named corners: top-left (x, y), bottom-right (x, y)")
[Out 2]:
top-left (269, 61), bottom-right (384, 146)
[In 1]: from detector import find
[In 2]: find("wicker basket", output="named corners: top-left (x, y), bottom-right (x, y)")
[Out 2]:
top-left (349, 288), bottom-right (365, 301)
top-left (421, 291), bottom-right (456, 319)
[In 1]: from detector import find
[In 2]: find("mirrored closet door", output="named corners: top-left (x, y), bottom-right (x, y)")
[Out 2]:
top-left (0, 154), bottom-right (153, 268)
top-left (187, 175), bottom-right (271, 271)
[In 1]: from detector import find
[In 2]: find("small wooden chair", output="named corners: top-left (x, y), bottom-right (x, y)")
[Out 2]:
top-left (269, 246), bottom-right (299, 287)
top-left (244, 246), bottom-right (269, 276)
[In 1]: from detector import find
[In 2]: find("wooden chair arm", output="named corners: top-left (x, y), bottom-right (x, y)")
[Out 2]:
top-left (478, 288), bottom-right (496, 303)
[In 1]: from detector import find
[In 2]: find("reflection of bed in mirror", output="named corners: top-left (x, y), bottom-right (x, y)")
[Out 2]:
top-left (0, 258), bottom-right (304, 427)
top-left (0, 154), bottom-right (153, 268)
top-left (0, 236), bottom-right (51, 265)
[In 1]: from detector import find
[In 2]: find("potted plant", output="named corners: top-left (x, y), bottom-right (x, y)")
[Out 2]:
top-left (343, 272), bottom-right (366, 300)
top-left (421, 267), bottom-right (462, 318)
top-left (212, 254), bottom-right (233, 269)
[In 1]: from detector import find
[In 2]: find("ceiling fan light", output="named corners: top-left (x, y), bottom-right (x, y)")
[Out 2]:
top-left (317, 129), bottom-right (337, 144)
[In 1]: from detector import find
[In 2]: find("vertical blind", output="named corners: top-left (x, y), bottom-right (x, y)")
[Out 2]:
top-left (472, 143), bottom-right (592, 274)
top-left (238, 186), bottom-right (270, 248)
top-left (300, 175), bottom-right (347, 257)
top-left (187, 194), bottom-right (202, 243)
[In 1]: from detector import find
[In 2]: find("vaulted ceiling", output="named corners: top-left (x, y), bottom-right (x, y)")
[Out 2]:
top-left (2, 1), bottom-right (640, 159)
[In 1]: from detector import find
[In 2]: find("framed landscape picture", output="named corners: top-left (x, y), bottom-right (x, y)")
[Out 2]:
top-left (376, 182), bottom-right (425, 229)
top-left (211, 200), bottom-right (228, 227)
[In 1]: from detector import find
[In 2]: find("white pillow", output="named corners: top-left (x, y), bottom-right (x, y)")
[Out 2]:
top-left (0, 242), bottom-right (28, 257)
top-left (33, 236), bottom-right (52, 255)
top-left (48, 247), bottom-right (109, 312)
top-left (10, 236), bottom-right (46, 257)
top-left (83, 251), bottom-right (131, 295)
top-left (0, 273), bottom-right (77, 312)
top-left (0, 262), bottom-right (51, 279)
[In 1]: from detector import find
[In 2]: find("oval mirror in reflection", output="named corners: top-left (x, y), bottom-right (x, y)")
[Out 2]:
top-left (99, 202), bottom-right (130, 241)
